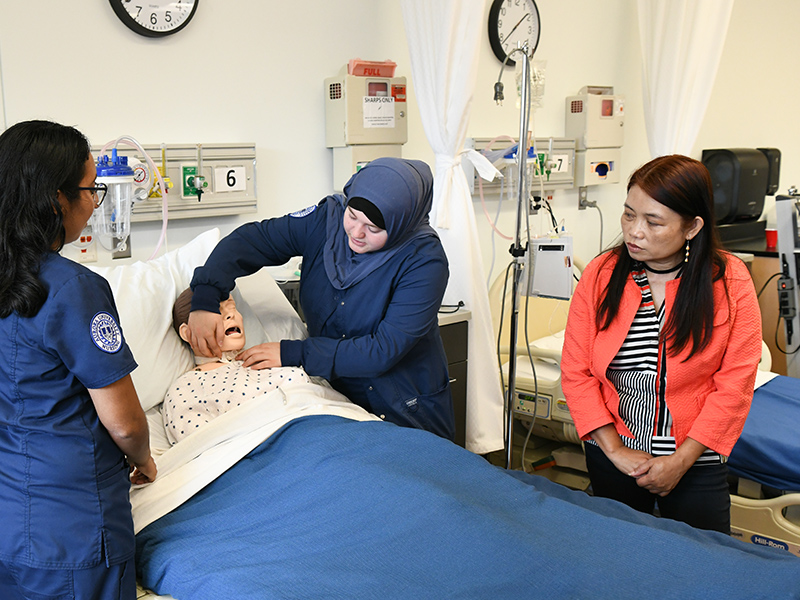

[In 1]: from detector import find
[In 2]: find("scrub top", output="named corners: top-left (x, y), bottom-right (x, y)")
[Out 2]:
top-left (191, 199), bottom-right (455, 439)
top-left (0, 252), bottom-right (137, 569)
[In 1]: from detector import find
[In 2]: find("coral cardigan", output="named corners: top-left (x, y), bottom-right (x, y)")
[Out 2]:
top-left (561, 252), bottom-right (761, 456)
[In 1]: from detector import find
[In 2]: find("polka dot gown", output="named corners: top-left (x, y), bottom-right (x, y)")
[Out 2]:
top-left (163, 363), bottom-right (309, 444)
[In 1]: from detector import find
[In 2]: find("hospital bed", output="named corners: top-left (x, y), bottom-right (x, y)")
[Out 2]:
top-left (92, 230), bottom-right (800, 599)
top-left (728, 373), bottom-right (800, 557)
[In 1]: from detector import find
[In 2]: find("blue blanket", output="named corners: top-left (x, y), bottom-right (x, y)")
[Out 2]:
top-left (728, 375), bottom-right (800, 490)
top-left (136, 416), bottom-right (800, 599)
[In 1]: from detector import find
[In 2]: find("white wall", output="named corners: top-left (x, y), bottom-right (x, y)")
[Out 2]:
top-left (693, 0), bottom-right (800, 230)
top-left (0, 0), bottom-right (797, 280)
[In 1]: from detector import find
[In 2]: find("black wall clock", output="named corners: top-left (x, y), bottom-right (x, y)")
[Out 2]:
top-left (488, 0), bottom-right (541, 66)
top-left (110, 0), bottom-right (199, 38)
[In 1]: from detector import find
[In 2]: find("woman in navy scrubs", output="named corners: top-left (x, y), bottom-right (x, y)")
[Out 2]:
top-left (0, 120), bottom-right (156, 599)
top-left (186, 158), bottom-right (455, 440)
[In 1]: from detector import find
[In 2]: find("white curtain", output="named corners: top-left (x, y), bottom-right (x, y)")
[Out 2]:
top-left (638, 0), bottom-right (734, 157)
top-left (401, 0), bottom-right (504, 454)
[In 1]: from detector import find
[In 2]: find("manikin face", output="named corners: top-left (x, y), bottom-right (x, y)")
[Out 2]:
top-left (218, 296), bottom-right (245, 352)
top-left (343, 206), bottom-right (388, 254)
top-left (621, 185), bottom-right (703, 269)
top-left (59, 154), bottom-right (98, 245)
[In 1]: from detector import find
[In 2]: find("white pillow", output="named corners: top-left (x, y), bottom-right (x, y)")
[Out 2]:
top-left (90, 229), bottom-right (220, 410)
top-left (232, 268), bottom-right (308, 347)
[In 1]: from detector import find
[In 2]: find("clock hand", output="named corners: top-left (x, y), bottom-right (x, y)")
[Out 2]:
top-left (504, 13), bottom-right (530, 45)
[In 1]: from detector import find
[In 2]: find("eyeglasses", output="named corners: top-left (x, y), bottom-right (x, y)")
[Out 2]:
top-left (77, 182), bottom-right (108, 208)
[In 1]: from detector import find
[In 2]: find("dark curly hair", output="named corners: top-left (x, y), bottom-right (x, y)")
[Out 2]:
top-left (0, 120), bottom-right (90, 318)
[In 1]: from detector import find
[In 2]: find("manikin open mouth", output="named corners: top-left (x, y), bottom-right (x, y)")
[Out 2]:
top-left (225, 326), bottom-right (242, 336)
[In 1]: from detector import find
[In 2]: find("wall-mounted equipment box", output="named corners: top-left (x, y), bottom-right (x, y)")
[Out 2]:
top-left (91, 143), bottom-right (257, 222)
top-left (565, 86), bottom-right (624, 187)
top-left (565, 86), bottom-right (624, 150)
top-left (574, 147), bottom-right (621, 187)
top-left (325, 73), bottom-right (408, 148)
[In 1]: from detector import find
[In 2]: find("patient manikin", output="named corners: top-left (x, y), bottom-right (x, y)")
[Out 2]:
top-left (163, 289), bottom-right (309, 444)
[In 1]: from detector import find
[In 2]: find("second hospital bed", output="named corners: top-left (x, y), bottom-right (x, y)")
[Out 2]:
top-left (727, 373), bottom-right (800, 557)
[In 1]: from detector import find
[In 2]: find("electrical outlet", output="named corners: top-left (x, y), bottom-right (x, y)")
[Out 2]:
top-left (112, 237), bottom-right (132, 260)
top-left (76, 242), bottom-right (97, 263)
top-left (73, 229), bottom-right (97, 263)
top-left (578, 186), bottom-right (589, 210)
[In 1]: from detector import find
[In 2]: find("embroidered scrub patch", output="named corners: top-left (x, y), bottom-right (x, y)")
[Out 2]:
top-left (90, 312), bottom-right (123, 353)
top-left (289, 205), bottom-right (316, 218)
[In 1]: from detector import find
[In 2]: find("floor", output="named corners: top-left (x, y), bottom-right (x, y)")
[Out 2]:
top-left (483, 417), bottom-right (592, 492)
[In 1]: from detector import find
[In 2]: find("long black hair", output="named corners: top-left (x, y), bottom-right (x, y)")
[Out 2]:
top-left (596, 154), bottom-right (727, 357)
top-left (0, 120), bottom-right (90, 318)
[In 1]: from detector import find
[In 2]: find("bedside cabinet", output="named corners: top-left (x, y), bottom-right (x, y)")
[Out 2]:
top-left (439, 318), bottom-right (468, 448)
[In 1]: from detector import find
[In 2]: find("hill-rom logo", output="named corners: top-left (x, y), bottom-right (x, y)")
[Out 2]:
top-left (751, 535), bottom-right (789, 552)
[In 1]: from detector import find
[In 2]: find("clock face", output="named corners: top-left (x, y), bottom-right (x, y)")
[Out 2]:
top-left (488, 0), bottom-right (541, 65)
top-left (109, 0), bottom-right (199, 38)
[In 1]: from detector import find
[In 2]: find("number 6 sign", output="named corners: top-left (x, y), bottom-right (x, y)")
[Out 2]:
top-left (214, 166), bottom-right (247, 192)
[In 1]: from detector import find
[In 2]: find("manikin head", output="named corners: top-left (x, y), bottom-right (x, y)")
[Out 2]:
top-left (172, 288), bottom-right (245, 354)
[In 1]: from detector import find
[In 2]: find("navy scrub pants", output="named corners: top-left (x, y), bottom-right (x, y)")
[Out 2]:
top-left (0, 557), bottom-right (135, 600)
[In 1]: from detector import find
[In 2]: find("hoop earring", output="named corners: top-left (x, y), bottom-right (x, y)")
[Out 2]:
top-left (684, 239), bottom-right (690, 263)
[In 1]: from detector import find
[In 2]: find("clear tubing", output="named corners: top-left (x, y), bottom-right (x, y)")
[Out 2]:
top-left (99, 136), bottom-right (169, 260)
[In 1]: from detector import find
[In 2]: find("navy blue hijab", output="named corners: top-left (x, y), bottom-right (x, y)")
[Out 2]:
top-left (323, 157), bottom-right (437, 290)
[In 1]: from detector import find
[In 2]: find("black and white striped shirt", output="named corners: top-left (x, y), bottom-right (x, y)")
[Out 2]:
top-left (590, 266), bottom-right (722, 465)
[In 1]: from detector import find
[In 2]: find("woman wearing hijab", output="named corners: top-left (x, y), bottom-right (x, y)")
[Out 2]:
top-left (186, 158), bottom-right (455, 440)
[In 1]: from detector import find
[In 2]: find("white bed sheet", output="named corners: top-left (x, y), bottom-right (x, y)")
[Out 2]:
top-left (132, 381), bottom-right (377, 533)
top-left (754, 368), bottom-right (778, 389)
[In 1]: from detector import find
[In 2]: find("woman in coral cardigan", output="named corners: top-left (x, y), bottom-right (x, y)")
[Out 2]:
top-left (561, 154), bottom-right (761, 533)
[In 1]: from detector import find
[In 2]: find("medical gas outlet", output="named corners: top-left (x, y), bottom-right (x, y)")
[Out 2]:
top-left (325, 60), bottom-right (408, 191)
top-left (182, 165), bottom-right (208, 199)
top-left (565, 86), bottom-right (624, 190)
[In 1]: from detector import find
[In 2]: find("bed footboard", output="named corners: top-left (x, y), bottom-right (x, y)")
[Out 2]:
top-left (730, 492), bottom-right (800, 557)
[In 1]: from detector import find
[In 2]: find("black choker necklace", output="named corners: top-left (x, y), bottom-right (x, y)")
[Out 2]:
top-left (642, 261), bottom-right (683, 275)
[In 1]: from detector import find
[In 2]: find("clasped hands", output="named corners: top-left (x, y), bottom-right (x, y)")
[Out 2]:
top-left (606, 446), bottom-right (689, 497)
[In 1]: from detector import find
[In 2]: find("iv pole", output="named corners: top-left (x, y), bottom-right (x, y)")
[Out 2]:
top-left (498, 44), bottom-right (533, 470)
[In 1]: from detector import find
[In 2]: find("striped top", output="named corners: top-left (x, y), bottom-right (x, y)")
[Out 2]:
top-left (589, 265), bottom-right (722, 465)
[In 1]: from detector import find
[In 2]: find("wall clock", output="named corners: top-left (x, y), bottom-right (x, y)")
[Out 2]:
top-left (488, 0), bottom-right (541, 66)
top-left (109, 0), bottom-right (199, 38)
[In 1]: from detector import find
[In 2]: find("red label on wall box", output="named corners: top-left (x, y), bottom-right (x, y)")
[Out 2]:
top-left (391, 85), bottom-right (407, 102)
